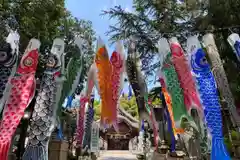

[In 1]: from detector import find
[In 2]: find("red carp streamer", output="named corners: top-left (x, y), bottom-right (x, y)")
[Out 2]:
top-left (170, 41), bottom-right (203, 116)
top-left (76, 96), bottom-right (88, 147)
top-left (95, 43), bottom-right (114, 128)
top-left (110, 51), bottom-right (124, 130)
top-left (0, 49), bottom-right (39, 160)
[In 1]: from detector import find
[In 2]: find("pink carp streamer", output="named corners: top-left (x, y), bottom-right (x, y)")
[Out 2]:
top-left (0, 49), bottom-right (39, 160)
top-left (110, 50), bottom-right (124, 130)
top-left (76, 96), bottom-right (88, 147)
top-left (76, 63), bottom-right (97, 146)
top-left (169, 38), bottom-right (203, 116)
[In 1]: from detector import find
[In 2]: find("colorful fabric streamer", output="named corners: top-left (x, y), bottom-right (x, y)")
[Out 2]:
top-left (169, 37), bottom-right (202, 116)
top-left (110, 44), bottom-right (124, 129)
top-left (0, 39), bottom-right (40, 160)
top-left (95, 38), bottom-right (114, 127)
top-left (126, 39), bottom-right (159, 150)
top-left (76, 60), bottom-right (97, 149)
top-left (83, 95), bottom-right (95, 149)
top-left (227, 33), bottom-right (240, 62)
top-left (83, 105), bottom-right (94, 149)
top-left (144, 95), bottom-right (159, 151)
top-left (234, 41), bottom-right (240, 60)
top-left (76, 96), bottom-right (88, 147)
top-left (85, 63), bottom-right (98, 97)
top-left (22, 38), bottom-right (65, 160)
top-left (0, 30), bottom-right (20, 113)
top-left (159, 76), bottom-right (184, 135)
top-left (188, 35), bottom-right (230, 160)
top-left (66, 96), bottom-right (73, 108)
top-left (203, 33), bottom-right (240, 127)
top-left (158, 38), bottom-right (197, 131)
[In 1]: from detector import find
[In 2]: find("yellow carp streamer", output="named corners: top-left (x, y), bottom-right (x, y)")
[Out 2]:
top-left (95, 42), bottom-right (114, 127)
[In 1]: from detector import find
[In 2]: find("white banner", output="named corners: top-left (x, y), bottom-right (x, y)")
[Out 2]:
top-left (90, 122), bottom-right (100, 153)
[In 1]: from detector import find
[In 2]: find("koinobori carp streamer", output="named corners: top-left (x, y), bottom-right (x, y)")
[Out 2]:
top-left (0, 30), bottom-right (20, 113)
top-left (110, 42), bottom-right (125, 130)
top-left (169, 37), bottom-right (202, 116)
top-left (158, 38), bottom-right (197, 131)
top-left (0, 39), bottom-right (40, 160)
top-left (95, 37), bottom-right (114, 127)
top-left (188, 35), bottom-right (230, 160)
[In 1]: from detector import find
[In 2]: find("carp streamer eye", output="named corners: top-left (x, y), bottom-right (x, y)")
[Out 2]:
top-left (46, 55), bottom-right (57, 67)
top-left (200, 57), bottom-right (208, 65)
top-left (0, 51), bottom-right (8, 62)
top-left (24, 57), bottom-right (33, 66)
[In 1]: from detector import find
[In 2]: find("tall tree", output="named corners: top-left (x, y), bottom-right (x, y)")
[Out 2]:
top-left (0, 0), bottom-right (65, 50)
top-left (103, 0), bottom-right (240, 104)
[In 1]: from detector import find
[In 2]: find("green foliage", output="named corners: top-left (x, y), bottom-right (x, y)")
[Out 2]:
top-left (151, 97), bottom-right (161, 106)
top-left (231, 130), bottom-right (240, 140)
top-left (93, 100), bottom-right (101, 120)
top-left (120, 96), bottom-right (139, 119)
top-left (93, 96), bottom-right (140, 121)
top-left (0, 0), bottom-right (65, 51)
top-left (93, 95), bottom-right (160, 121)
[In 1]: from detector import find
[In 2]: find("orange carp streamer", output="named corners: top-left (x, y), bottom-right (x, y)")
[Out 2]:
top-left (95, 41), bottom-right (114, 127)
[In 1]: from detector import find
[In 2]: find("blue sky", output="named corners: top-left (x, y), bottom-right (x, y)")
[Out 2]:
top-left (64, 0), bottom-right (159, 103)
top-left (66, 0), bottom-right (133, 53)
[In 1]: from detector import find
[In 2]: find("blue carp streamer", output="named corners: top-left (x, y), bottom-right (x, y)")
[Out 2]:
top-left (190, 48), bottom-right (230, 160)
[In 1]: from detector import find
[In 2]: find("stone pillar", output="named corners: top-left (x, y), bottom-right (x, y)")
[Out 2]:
top-left (48, 140), bottom-right (69, 160)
